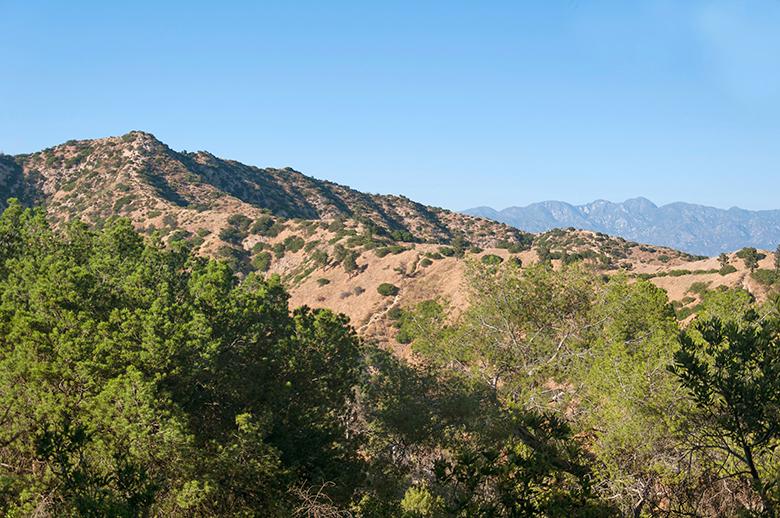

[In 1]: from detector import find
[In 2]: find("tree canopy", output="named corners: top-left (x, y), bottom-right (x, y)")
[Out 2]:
top-left (0, 201), bottom-right (617, 517)
top-left (0, 200), bottom-right (367, 516)
top-left (1, 199), bottom-right (778, 517)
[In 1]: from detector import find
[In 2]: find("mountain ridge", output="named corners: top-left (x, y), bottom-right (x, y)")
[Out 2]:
top-left (1, 131), bottom-right (528, 249)
top-left (465, 198), bottom-right (780, 256)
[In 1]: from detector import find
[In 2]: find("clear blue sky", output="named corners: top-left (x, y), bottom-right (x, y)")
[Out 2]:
top-left (2, 1), bottom-right (779, 211)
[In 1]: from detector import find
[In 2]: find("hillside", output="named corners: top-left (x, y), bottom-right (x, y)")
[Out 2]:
top-left (465, 198), bottom-right (780, 256)
top-left (2, 132), bottom-right (779, 345)
top-left (280, 224), bottom-right (778, 343)
top-left (1, 131), bottom-right (527, 250)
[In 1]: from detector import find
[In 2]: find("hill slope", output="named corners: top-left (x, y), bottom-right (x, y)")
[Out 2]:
top-left (2, 131), bottom-right (528, 248)
top-left (465, 198), bottom-right (780, 256)
top-left (2, 132), bottom-right (778, 344)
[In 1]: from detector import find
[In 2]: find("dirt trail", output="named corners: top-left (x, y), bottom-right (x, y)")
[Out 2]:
top-left (358, 293), bottom-right (401, 334)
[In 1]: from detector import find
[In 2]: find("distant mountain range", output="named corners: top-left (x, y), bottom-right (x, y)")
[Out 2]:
top-left (464, 198), bottom-right (780, 256)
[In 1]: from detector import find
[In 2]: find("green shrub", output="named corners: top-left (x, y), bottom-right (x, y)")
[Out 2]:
top-left (219, 226), bottom-right (246, 245)
top-left (676, 305), bottom-right (701, 320)
top-left (688, 281), bottom-right (711, 295)
top-left (250, 215), bottom-right (273, 235)
top-left (390, 230), bottom-right (415, 242)
top-left (168, 229), bottom-right (191, 243)
top-left (113, 195), bottom-right (135, 212)
top-left (311, 249), bottom-right (329, 266)
top-left (333, 244), bottom-right (347, 263)
top-left (283, 235), bottom-right (305, 253)
top-left (217, 245), bottom-right (250, 272)
top-left (252, 217), bottom-right (285, 238)
top-left (395, 329), bottom-right (414, 344)
top-left (736, 247), bottom-right (766, 260)
top-left (375, 245), bottom-right (407, 258)
top-left (252, 251), bottom-right (272, 272)
top-left (719, 265), bottom-right (737, 276)
top-left (481, 254), bottom-right (504, 266)
top-left (328, 219), bottom-right (345, 233)
top-left (737, 247), bottom-right (766, 271)
top-left (496, 241), bottom-right (528, 254)
top-left (377, 283), bottom-right (400, 297)
top-left (752, 269), bottom-right (777, 287)
top-left (316, 278), bottom-right (331, 287)
top-left (420, 258), bottom-right (433, 267)
top-left (387, 306), bottom-right (403, 321)
top-left (227, 214), bottom-right (252, 232)
top-left (343, 251), bottom-right (360, 273)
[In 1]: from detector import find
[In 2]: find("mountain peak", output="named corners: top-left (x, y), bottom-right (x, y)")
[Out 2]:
top-left (123, 129), bottom-right (158, 140)
top-left (37, 131), bottom-right (170, 160)
top-left (625, 196), bottom-right (656, 206)
top-left (623, 197), bottom-right (658, 212)
top-left (117, 130), bottom-right (169, 151)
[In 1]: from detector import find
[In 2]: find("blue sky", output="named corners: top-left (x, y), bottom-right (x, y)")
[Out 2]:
top-left (2, 1), bottom-right (779, 211)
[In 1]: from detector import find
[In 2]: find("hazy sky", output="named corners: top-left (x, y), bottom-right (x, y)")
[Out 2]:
top-left (2, 1), bottom-right (779, 211)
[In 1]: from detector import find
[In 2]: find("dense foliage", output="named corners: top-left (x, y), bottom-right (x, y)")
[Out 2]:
top-left (0, 200), bottom-right (777, 517)
top-left (0, 201), bottom-right (366, 516)
top-left (399, 261), bottom-right (780, 517)
top-left (0, 202), bottom-right (613, 516)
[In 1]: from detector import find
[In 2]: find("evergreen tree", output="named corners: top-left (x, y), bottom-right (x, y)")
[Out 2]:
top-left (671, 309), bottom-right (780, 517)
top-left (0, 201), bottom-right (364, 516)
top-left (737, 247), bottom-right (762, 272)
top-left (450, 232), bottom-right (467, 259)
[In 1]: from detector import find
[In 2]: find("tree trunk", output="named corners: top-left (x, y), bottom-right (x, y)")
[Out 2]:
top-left (741, 440), bottom-right (775, 517)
